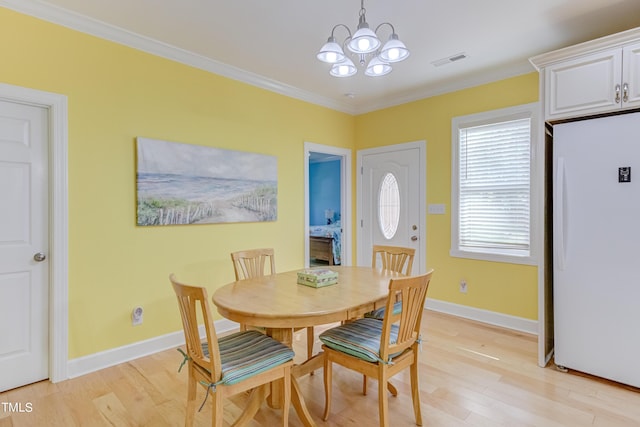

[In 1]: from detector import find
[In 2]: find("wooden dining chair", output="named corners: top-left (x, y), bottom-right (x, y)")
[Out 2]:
top-left (363, 245), bottom-right (416, 394)
top-left (319, 270), bottom-right (434, 427)
top-left (230, 248), bottom-right (315, 361)
top-left (170, 274), bottom-right (294, 427)
top-left (372, 244), bottom-right (415, 275)
top-left (365, 245), bottom-right (416, 320)
top-left (230, 248), bottom-right (276, 282)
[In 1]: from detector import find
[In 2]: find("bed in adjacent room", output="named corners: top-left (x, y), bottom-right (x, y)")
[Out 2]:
top-left (309, 222), bottom-right (342, 265)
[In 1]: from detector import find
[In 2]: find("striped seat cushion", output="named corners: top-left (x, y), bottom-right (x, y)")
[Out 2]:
top-left (364, 301), bottom-right (403, 320)
top-left (202, 330), bottom-right (294, 385)
top-left (319, 317), bottom-right (400, 363)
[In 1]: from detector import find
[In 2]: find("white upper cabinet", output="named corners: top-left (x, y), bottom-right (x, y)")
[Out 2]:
top-left (545, 49), bottom-right (621, 119)
top-left (531, 28), bottom-right (640, 121)
top-left (622, 43), bottom-right (640, 107)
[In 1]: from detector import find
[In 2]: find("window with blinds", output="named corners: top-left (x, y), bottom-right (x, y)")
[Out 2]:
top-left (451, 103), bottom-right (538, 264)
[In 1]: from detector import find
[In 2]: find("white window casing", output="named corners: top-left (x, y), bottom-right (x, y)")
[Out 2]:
top-left (451, 103), bottom-right (539, 265)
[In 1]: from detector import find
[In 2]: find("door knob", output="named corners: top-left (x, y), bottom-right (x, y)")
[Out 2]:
top-left (411, 235), bottom-right (418, 241)
top-left (33, 252), bottom-right (46, 262)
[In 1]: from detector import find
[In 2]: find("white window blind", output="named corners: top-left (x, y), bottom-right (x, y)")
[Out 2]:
top-left (453, 109), bottom-right (534, 261)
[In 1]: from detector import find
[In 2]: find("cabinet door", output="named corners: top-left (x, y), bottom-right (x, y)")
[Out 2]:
top-left (622, 42), bottom-right (640, 108)
top-left (545, 49), bottom-right (621, 120)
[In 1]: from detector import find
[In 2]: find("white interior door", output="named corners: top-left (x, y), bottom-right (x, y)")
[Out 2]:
top-left (0, 99), bottom-right (49, 391)
top-left (358, 141), bottom-right (426, 273)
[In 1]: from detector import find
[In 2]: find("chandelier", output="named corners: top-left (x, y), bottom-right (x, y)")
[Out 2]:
top-left (316, 0), bottom-right (410, 77)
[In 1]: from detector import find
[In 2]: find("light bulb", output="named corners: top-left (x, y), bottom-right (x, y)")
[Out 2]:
top-left (357, 38), bottom-right (371, 51)
top-left (386, 48), bottom-right (400, 61)
top-left (325, 52), bottom-right (338, 63)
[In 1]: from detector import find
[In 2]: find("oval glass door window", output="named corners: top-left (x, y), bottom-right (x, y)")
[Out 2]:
top-left (378, 172), bottom-right (400, 239)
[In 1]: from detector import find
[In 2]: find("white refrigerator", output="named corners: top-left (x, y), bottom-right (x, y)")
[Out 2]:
top-left (553, 111), bottom-right (640, 388)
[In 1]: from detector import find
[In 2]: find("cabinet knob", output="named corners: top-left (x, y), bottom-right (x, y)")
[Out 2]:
top-left (615, 84), bottom-right (621, 103)
top-left (623, 83), bottom-right (629, 103)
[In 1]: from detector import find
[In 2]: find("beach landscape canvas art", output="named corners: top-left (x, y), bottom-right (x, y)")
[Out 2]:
top-left (136, 137), bottom-right (277, 225)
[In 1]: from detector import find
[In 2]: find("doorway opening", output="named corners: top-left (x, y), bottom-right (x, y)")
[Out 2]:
top-left (304, 142), bottom-right (352, 267)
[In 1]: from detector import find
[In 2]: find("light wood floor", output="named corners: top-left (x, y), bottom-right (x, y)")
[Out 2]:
top-left (2, 311), bottom-right (640, 426)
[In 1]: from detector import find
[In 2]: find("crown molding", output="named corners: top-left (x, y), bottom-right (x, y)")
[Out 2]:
top-left (0, 0), bottom-right (358, 115)
top-left (529, 26), bottom-right (640, 70)
top-left (358, 61), bottom-right (536, 114)
top-left (2, 0), bottom-right (537, 116)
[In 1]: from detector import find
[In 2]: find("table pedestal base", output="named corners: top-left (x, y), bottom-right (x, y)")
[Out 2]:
top-left (266, 327), bottom-right (322, 427)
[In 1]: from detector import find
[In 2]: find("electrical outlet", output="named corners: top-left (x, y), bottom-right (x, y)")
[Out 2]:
top-left (132, 306), bottom-right (144, 326)
top-left (459, 280), bottom-right (468, 294)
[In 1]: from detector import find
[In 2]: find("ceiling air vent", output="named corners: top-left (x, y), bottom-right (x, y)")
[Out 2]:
top-left (431, 52), bottom-right (468, 67)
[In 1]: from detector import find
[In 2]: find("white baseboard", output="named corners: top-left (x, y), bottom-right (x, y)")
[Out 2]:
top-left (66, 318), bottom-right (239, 379)
top-left (425, 298), bottom-right (538, 335)
top-left (66, 303), bottom-right (536, 380)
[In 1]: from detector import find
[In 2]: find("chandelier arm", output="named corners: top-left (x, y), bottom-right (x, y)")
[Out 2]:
top-left (331, 23), bottom-right (352, 40)
top-left (330, 24), bottom-right (354, 59)
top-left (375, 22), bottom-right (396, 36)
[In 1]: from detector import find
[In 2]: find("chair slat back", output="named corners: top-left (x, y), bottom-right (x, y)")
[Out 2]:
top-left (170, 275), bottom-right (222, 382)
top-left (379, 270), bottom-right (433, 361)
top-left (231, 248), bottom-right (276, 280)
top-left (372, 245), bottom-right (415, 275)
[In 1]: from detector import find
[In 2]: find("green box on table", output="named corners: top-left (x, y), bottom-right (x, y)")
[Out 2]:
top-left (297, 268), bottom-right (338, 288)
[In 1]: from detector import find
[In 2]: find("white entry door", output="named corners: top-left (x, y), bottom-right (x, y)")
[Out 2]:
top-left (358, 141), bottom-right (426, 273)
top-left (0, 99), bottom-right (49, 391)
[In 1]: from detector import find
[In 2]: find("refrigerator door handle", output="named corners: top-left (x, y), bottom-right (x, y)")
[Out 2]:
top-left (556, 157), bottom-right (566, 271)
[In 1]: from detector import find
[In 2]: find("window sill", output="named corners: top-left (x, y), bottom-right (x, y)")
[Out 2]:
top-left (449, 248), bottom-right (537, 266)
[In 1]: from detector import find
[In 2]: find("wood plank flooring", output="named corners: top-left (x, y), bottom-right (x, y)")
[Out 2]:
top-left (1, 311), bottom-right (639, 426)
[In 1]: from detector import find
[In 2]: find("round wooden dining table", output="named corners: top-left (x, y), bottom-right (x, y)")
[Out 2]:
top-left (212, 265), bottom-right (404, 427)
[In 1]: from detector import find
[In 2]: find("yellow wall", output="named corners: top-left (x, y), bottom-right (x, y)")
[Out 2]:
top-left (355, 74), bottom-right (540, 319)
top-left (1, 7), bottom-right (540, 360)
top-left (1, 8), bottom-right (353, 358)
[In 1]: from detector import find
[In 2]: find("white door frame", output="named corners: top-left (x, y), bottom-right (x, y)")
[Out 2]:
top-left (0, 83), bottom-right (69, 383)
top-left (304, 142), bottom-right (352, 266)
top-left (356, 140), bottom-right (427, 272)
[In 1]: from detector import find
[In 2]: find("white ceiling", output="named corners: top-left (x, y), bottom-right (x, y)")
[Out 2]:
top-left (5, 0), bottom-right (640, 114)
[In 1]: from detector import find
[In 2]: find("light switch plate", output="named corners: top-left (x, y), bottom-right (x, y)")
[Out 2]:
top-left (428, 204), bottom-right (446, 214)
